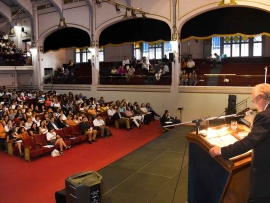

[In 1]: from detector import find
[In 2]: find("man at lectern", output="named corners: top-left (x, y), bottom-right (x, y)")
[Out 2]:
top-left (209, 83), bottom-right (270, 203)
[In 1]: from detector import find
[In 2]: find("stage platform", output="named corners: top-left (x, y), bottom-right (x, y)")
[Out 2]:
top-left (98, 125), bottom-right (196, 203)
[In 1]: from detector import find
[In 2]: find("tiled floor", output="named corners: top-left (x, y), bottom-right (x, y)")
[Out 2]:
top-left (98, 126), bottom-right (195, 203)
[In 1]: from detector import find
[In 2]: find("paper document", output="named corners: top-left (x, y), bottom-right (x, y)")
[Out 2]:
top-left (207, 134), bottom-right (238, 147)
top-left (43, 145), bottom-right (54, 148)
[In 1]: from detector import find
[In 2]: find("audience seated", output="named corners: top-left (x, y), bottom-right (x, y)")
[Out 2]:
top-left (0, 89), bottom-right (162, 161)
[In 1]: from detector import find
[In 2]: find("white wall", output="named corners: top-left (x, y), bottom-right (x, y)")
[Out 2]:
top-left (265, 36), bottom-right (270, 57)
top-left (65, 49), bottom-right (75, 62)
top-left (105, 44), bottom-right (133, 62)
top-left (39, 49), bottom-right (67, 78)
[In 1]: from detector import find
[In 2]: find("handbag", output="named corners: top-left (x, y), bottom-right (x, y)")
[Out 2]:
top-left (51, 149), bottom-right (60, 157)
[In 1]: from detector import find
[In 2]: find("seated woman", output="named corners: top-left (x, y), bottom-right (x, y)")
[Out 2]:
top-left (46, 127), bottom-right (70, 155)
top-left (39, 120), bottom-right (48, 134)
top-left (65, 115), bottom-right (77, 126)
top-left (118, 65), bottom-right (126, 76)
top-left (146, 103), bottom-right (160, 120)
top-left (140, 103), bottom-right (154, 122)
top-left (155, 66), bottom-right (163, 81)
top-left (100, 103), bottom-right (107, 112)
top-left (134, 104), bottom-right (152, 124)
top-left (188, 70), bottom-right (198, 86)
top-left (73, 114), bottom-right (81, 124)
top-left (181, 57), bottom-right (187, 71)
top-left (28, 122), bottom-right (40, 136)
top-left (87, 106), bottom-right (97, 120)
top-left (6, 128), bottom-right (24, 156)
top-left (111, 66), bottom-right (118, 75)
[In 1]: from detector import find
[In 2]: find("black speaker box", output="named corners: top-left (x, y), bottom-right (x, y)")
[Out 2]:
top-left (65, 171), bottom-right (103, 203)
top-left (55, 189), bottom-right (66, 203)
top-left (169, 53), bottom-right (174, 61)
top-left (228, 95), bottom-right (236, 109)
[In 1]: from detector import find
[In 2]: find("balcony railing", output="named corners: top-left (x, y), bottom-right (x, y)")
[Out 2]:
top-left (44, 74), bottom-right (268, 87)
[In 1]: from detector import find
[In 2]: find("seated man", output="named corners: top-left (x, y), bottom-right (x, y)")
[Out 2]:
top-left (125, 108), bottom-right (142, 128)
top-left (79, 117), bottom-right (97, 144)
top-left (113, 108), bottom-right (131, 131)
top-left (160, 110), bottom-right (181, 130)
top-left (93, 115), bottom-right (112, 137)
top-left (107, 105), bottom-right (116, 119)
top-left (212, 53), bottom-right (220, 69)
top-left (126, 66), bottom-right (135, 81)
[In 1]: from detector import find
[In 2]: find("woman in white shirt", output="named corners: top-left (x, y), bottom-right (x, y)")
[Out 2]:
top-left (46, 128), bottom-right (70, 155)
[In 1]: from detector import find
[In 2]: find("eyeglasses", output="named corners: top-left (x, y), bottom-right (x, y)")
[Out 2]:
top-left (252, 95), bottom-right (261, 103)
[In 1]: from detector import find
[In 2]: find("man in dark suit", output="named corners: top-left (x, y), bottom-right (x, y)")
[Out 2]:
top-left (160, 110), bottom-right (181, 127)
top-left (209, 83), bottom-right (270, 203)
top-left (47, 117), bottom-right (60, 130)
top-left (56, 115), bottom-right (67, 129)
top-left (79, 117), bottom-right (97, 144)
top-left (112, 108), bottom-right (131, 131)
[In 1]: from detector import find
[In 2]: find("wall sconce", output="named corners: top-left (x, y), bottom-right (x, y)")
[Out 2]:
top-left (123, 10), bottom-right (129, 19)
top-left (31, 41), bottom-right (36, 48)
top-left (115, 3), bottom-right (120, 11)
top-left (172, 33), bottom-right (178, 41)
top-left (90, 41), bottom-right (95, 47)
top-left (38, 46), bottom-right (43, 53)
top-left (58, 18), bottom-right (67, 28)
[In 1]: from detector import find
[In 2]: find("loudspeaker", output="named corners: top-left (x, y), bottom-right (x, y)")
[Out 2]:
top-left (169, 53), bottom-right (174, 62)
top-left (65, 171), bottom-right (103, 203)
top-left (228, 95), bottom-right (236, 109)
top-left (55, 189), bottom-right (66, 203)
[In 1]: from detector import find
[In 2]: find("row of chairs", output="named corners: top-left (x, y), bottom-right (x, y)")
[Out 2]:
top-left (7, 121), bottom-right (98, 162)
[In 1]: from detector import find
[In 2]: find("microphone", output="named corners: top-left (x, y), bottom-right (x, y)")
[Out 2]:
top-left (245, 110), bottom-right (254, 116)
top-left (236, 108), bottom-right (250, 116)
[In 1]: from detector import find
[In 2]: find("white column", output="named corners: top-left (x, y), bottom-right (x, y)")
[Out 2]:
top-left (90, 46), bottom-right (99, 86)
top-left (171, 41), bottom-right (180, 86)
top-left (32, 4), bottom-right (42, 89)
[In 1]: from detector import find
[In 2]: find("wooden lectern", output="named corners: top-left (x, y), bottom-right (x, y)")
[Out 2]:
top-left (186, 124), bottom-right (251, 203)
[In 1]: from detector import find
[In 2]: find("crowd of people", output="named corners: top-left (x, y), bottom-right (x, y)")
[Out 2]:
top-left (0, 32), bottom-right (30, 65)
top-left (0, 88), bottom-right (162, 157)
top-left (180, 54), bottom-right (197, 86)
top-left (110, 55), bottom-right (170, 82)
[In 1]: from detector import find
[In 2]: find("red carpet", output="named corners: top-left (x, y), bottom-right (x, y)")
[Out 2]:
top-left (0, 122), bottom-right (162, 203)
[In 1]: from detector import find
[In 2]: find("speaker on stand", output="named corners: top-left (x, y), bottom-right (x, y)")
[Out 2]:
top-left (225, 95), bottom-right (237, 124)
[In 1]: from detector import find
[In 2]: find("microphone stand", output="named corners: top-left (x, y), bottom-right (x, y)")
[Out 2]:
top-left (163, 113), bottom-right (242, 134)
